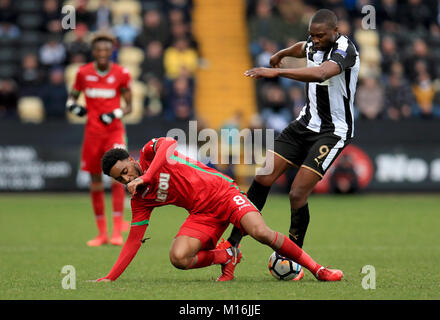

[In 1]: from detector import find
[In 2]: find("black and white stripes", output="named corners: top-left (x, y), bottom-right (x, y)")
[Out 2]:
top-left (297, 34), bottom-right (360, 140)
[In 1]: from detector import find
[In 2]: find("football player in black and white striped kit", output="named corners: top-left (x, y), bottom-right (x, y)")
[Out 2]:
top-left (223, 9), bottom-right (359, 280)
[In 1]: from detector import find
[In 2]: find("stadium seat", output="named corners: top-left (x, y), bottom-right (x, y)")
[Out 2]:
top-left (64, 63), bottom-right (84, 88)
top-left (123, 64), bottom-right (141, 80)
top-left (0, 48), bottom-right (17, 64)
top-left (122, 80), bottom-right (145, 124)
top-left (17, 97), bottom-right (45, 123)
top-left (15, 0), bottom-right (42, 13)
top-left (111, 0), bottom-right (142, 26)
top-left (17, 13), bottom-right (44, 30)
top-left (19, 31), bottom-right (45, 47)
top-left (0, 64), bottom-right (19, 79)
top-left (118, 46), bottom-right (144, 66)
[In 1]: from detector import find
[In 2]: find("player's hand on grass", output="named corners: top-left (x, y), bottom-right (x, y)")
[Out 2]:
top-left (244, 67), bottom-right (278, 79)
top-left (127, 177), bottom-right (144, 196)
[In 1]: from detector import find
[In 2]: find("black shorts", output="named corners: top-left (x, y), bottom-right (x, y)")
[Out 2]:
top-left (271, 121), bottom-right (351, 178)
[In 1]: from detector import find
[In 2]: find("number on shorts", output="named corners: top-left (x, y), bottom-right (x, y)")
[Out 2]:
top-left (233, 195), bottom-right (246, 205)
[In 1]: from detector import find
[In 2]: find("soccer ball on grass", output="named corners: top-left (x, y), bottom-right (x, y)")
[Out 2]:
top-left (268, 251), bottom-right (302, 281)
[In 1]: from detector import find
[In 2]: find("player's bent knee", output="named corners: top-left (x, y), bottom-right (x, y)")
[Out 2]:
top-left (169, 252), bottom-right (191, 270)
top-left (289, 189), bottom-right (307, 207)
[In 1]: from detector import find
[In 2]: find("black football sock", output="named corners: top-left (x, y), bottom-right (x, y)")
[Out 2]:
top-left (289, 203), bottom-right (310, 248)
top-left (227, 180), bottom-right (271, 247)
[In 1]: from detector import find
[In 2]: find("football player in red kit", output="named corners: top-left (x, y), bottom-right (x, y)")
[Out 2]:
top-left (93, 137), bottom-right (344, 282)
top-left (66, 33), bottom-right (131, 246)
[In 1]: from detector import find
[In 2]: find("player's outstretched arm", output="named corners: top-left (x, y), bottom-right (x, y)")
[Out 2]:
top-left (245, 60), bottom-right (341, 83)
top-left (96, 224), bottom-right (148, 281)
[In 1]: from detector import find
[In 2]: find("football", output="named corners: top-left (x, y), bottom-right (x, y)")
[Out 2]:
top-left (268, 251), bottom-right (302, 281)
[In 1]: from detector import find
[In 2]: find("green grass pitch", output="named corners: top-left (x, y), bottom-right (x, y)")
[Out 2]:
top-left (0, 193), bottom-right (439, 300)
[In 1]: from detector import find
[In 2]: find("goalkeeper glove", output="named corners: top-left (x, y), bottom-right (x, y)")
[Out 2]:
top-left (99, 108), bottom-right (124, 125)
top-left (66, 99), bottom-right (87, 117)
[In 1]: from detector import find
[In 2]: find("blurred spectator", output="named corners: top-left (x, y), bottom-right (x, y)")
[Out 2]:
top-left (168, 8), bottom-right (187, 25)
top-left (399, 0), bottom-right (435, 32)
top-left (329, 154), bottom-right (359, 194)
top-left (135, 9), bottom-right (169, 48)
top-left (404, 38), bottom-right (437, 82)
top-left (40, 67), bottom-right (68, 120)
top-left (17, 53), bottom-right (45, 97)
top-left (276, 0), bottom-right (309, 44)
top-left (412, 71), bottom-right (440, 119)
top-left (165, 75), bottom-right (194, 120)
top-left (143, 75), bottom-right (164, 117)
top-left (259, 84), bottom-right (291, 134)
top-left (42, 0), bottom-right (62, 34)
top-left (113, 15), bottom-right (140, 46)
top-left (165, 0), bottom-right (193, 20)
top-left (140, 41), bottom-right (165, 81)
top-left (39, 37), bottom-right (66, 67)
top-left (287, 86), bottom-right (305, 118)
top-left (75, 0), bottom-right (96, 30)
top-left (94, 0), bottom-right (112, 31)
top-left (64, 23), bottom-right (91, 63)
top-left (256, 39), bottom-right (278, 67)
top-left (248, 0), bottom-right (283, 56)
top-left (163, 37), bottom-right (198, 80)
top-left (376, 0), bottom-right (401, 30)
top-left (0, 22), bottom-right (20, 40)
top-left (0, 78), bottom-right (18, 119)
top-left (380, 35), bottom-right (400, 76)
top-left (355, 75), bottom-right (384, 120)
top-left (0, 0), bottom-right (17, 24)
top-left (384, 71), bottom-right (415, 120)
top-left (168, 21), bottom-right (199, 52)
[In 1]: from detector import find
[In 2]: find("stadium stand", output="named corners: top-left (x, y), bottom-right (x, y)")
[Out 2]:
top-left (1, 0), bottom-right (440, 126)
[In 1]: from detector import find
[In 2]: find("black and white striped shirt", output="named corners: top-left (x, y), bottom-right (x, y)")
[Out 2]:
top-left (297, 34), bottom-right (360, 140)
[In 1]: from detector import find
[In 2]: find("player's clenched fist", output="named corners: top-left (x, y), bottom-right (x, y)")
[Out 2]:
top-left (66, 99), bottom-right (87, 117)
top-left (127, 177), bottom-right (144, 196)
top-left (100, 108), bottom-right (124, 125)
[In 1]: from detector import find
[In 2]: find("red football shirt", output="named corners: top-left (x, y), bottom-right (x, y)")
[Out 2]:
top-left (73, 62), bottom-right (131, 133)
top-left (102, 137), bottom-right (237, 281)
top-left (130, 137), bottom-right (235, 226)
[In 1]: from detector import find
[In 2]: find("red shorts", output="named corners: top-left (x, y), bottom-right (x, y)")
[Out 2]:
top-left (81, 129), bottom-right (126, 174)
top-left (175, 186), bottom-right (259, 249)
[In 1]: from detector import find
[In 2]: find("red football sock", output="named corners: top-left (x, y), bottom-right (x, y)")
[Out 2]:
top-left (275, 234), bottom-right (321, 275)
top-left (111, 183), bottom-right (125, 235)
top-left (187, 249), bottom-right (230, 269)
top-left (91, 189), bottom-right (107, 237)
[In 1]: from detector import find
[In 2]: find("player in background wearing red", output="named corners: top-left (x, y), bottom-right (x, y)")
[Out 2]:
top-left (66, 33), bottom-right (132, 246)
top-left (92, 137), bottom-right (343, 282)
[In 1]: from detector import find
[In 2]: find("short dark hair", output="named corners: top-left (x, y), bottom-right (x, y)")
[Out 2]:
top-left (101, 148), bottom-right (130, 176)
top-left (91, 32), bottom-right (115, 48)
top-left (310, 9), bottom-right (338, 29)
